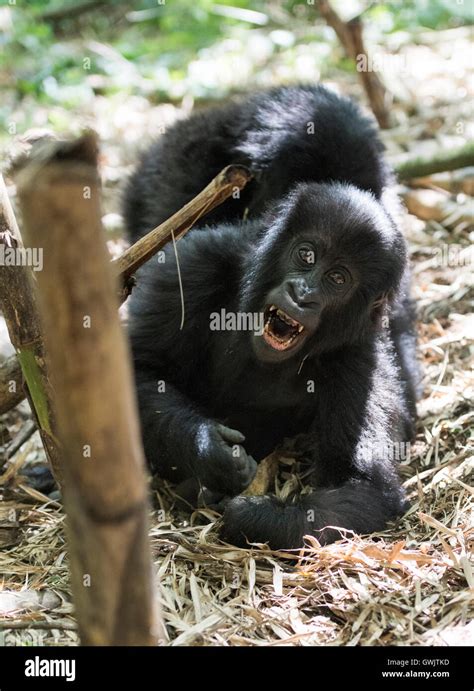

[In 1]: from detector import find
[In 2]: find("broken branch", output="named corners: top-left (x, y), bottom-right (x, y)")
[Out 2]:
top-left (0, 355), bottom-right (24, 415)
top-left (0, 174), bottom-right (61, 482)
top-left (112, 164), bottom-right (252, 299)
top-left (15, 132), bottom-right (163, 646)
top-left (316, 1), bottom-right (391, 128)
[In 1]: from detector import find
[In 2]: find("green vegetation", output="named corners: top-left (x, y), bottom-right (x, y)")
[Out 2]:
top-left (0, 0), bottom-right (472, 137)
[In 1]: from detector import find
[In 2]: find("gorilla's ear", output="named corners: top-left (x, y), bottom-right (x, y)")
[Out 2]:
top-left (371, 292), bottom-right (391, 324)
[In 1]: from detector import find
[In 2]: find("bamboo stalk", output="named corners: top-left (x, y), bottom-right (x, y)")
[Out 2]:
top-left (15, 132), bottom-right (163, 646)
top-left (0, 174), bottom-right (61, 482)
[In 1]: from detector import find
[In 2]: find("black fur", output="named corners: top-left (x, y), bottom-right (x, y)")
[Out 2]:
top-left (124, 85), bottom-right (418, 550)
top-left (124, 85), bottom-right (388, 241)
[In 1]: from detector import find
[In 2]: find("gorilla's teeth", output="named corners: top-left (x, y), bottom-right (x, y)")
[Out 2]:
top-left (275, 307), bottom-right (303, 330)
top-left (263, 304), bottom-right (305, 350)
top-left (276, 308), bottom-right (294, 325)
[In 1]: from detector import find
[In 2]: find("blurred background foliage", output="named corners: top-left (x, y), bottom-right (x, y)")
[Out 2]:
top-left (0, 0), bottom-right (472, 137)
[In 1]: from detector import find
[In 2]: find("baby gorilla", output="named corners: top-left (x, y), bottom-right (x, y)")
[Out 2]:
top-left (124, 85), bottom-right (418, 549)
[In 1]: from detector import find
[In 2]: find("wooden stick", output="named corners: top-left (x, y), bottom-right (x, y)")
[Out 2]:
top-left (243, 452), bottom-right (280, 496)
top-left (0, 355), bottom-right (24, 415)
top-left (0, 175), bottom-right (61, 482)
top-left (317, 0), bottom-right (355, 58)
top-left (112, 164), bottom-right (252, 300)
top-left (0, 420), bottom-right (36, 465)
top-left (317, 1), bottom-right (391, 128)
top-left (15, 132), bottom-right (163, 646)
top-left (0, 159), bottom-right (252, 411)
top-left (347, 17), bottom-right (391, 130)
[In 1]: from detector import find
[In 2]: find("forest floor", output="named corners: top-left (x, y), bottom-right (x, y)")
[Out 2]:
top-left (0, 26), bottom-right (472, 647)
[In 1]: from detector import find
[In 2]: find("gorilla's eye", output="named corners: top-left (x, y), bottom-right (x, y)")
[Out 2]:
top-left (327, 269), bottom-right (349, 286)
top-left (297, 246), bottom-right (315, 266)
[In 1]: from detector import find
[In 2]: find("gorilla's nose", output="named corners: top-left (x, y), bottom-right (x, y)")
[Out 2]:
top-left (287, 279), bottom-right (319, 310)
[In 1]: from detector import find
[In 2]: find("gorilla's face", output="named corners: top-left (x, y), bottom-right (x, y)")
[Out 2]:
top-left (254, 241), bottom-right (357, 360)
top-left (249, 183), bottom-right (406, 364)
top-left (252, 239), bottom-right (357, 363)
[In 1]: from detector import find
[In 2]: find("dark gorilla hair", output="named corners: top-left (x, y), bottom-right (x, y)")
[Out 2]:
top-left (124, 85), bottom-right (388, 240)
top-left (123, 85), bottom-right (419, 550)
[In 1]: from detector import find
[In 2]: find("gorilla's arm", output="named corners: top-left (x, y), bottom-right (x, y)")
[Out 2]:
top-left (222, 343), bottom-right (408, 549)
top-left (129, 224), bottom-right (258, 495)
top-left (134, 370), bottom-right (256, 495)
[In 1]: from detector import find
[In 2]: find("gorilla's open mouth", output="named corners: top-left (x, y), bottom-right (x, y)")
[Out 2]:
top-left (263, 305), bottom-right (305, 351)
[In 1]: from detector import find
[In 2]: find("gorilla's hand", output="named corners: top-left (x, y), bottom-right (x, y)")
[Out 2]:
top-left (193, 422), bottom-right (257, 496)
